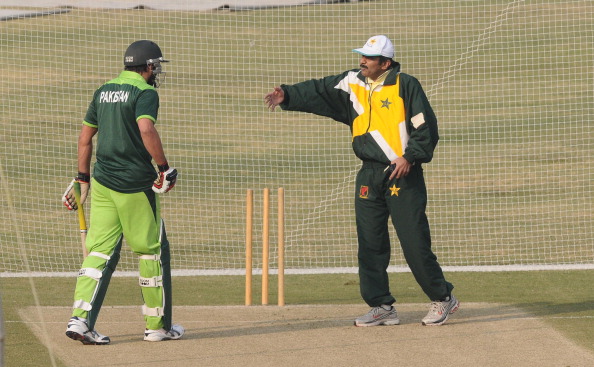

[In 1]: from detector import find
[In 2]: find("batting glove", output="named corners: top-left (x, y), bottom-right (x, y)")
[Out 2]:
top-left (152, 163), bottom-right (177, 194)
top-left (62, 172), bottom-right (90, 211)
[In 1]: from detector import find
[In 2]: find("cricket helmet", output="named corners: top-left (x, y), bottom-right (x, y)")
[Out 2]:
top-left (124, 40), bottom-right (169, 87)
top-left (124, 40), bottom-right (169, 67)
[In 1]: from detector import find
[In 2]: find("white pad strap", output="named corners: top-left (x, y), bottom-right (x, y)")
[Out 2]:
top-left (78, 267), bottom-right (103, 281)
top-left (72, 299), bottom-right (92, 311)
top-left (139, 254), bottom-right (161, 261)
top-left (142, 304), bottom-right (164, 317)
top-left (88, 251), bottom-right (111, 261)
top-left (139, 275), bottom-right (163, 287)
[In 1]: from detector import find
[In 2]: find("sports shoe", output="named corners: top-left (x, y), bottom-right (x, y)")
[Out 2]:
top-left (354, 305), bottom-right (400, 327)
top-left (65, 316), bottom-right (110, 345)
top-left (144, 324), bottom-right (185, 342)
top-left (421, 294), bottom-right (460, 326)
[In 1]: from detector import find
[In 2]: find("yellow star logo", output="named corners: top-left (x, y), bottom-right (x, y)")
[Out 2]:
top-left (369, 38), bottom-right (377, 45)
top-left (389, 184), bottom-right (400, 196)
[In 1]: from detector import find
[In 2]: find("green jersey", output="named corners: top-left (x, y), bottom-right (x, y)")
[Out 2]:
top-left (83, 71), bottom-right (160, 193)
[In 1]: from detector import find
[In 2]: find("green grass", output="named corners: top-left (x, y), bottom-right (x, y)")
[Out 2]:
top-left (2, 270), bottom-right (593, 366)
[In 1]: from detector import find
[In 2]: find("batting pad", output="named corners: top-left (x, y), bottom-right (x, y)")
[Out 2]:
top-left (72, 237), bottom-right (123, 330)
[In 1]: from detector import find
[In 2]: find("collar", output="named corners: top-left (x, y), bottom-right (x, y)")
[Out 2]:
top-left (367, 69), bottom-right (390, 85)
top-left (118, 70), bottom-right (148, 83)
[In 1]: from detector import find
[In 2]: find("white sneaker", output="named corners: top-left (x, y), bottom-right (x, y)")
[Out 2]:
top-left (354, 305), bottom-right (400, 327)
top-left (144, 324), bottom-right (185, 342)
top-left (65, 317), bottom-right (110, 345)
top-left (422, 295), bottom-right (460, 326)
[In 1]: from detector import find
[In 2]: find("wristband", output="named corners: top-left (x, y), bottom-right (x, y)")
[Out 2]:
top-left (157, 162), bottom-right (170, 172)
top-left (77, 172), bottom-right (90, 182)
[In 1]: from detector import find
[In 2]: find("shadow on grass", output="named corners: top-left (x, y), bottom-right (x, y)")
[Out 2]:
top-left (517, 300), bottom-right (594, 317)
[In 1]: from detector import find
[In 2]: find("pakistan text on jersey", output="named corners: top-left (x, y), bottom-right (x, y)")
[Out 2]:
top-left (99, 91), bottom-right (130, 103)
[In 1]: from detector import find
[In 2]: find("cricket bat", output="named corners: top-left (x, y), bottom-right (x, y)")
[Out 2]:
top-left (73, 181), bottom-right (88, 258)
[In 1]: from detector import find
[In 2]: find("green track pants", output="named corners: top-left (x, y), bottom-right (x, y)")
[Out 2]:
top-left (71, 178), bottom-right (172, 331)
top-left (355, 161), bottom-right (453, 306)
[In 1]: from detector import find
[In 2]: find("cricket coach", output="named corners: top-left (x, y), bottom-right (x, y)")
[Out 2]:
top-left (265, 35), bottom-right (459, 327)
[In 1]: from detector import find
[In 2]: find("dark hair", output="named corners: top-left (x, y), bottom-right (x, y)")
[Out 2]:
top-left (378, 56), bottom-right (396, 67)
top-left (125, 65), bottom-right (149, 73)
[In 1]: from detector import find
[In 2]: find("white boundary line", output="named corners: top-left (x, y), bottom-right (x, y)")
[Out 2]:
top-left (2, 264), bottom-right (593, 278)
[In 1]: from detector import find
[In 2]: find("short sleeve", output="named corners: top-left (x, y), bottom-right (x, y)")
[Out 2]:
top-left (135, 89), bottom-right (159, 123)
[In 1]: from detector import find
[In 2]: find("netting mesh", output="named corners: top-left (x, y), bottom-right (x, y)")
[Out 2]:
top-left (1, 0), bottom-right (592, 274)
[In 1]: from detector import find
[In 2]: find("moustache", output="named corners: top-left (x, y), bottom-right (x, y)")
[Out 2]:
top-left (360, 65), bottom-right (368, 69)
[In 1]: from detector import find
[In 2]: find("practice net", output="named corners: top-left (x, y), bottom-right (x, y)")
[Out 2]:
top-left (1, 0), bottom-right (593, 275)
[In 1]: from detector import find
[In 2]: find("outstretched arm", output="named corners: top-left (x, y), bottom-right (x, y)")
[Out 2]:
top-left (265, 71), bottom-right (354, 124)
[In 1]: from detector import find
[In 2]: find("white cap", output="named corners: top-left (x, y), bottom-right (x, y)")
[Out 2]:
top-left (352, 35), bottom-right (394, 58)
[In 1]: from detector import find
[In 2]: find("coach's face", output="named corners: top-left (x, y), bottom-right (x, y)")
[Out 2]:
top-left (359, 55), bottom-right (390, 80)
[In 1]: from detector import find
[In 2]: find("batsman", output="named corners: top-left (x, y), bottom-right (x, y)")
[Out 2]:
top-left (61, 40), bottom-right (184, 344)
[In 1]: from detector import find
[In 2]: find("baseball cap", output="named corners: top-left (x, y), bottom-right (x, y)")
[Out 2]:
top-left (353, 35), bottom-right (394, 58)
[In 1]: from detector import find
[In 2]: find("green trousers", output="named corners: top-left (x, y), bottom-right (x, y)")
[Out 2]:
top-left (355, 161), bottom-right (453, 306)
top-left (71, 178), bottom-right (171, 330)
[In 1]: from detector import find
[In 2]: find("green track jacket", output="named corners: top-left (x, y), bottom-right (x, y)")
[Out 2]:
top-left (279, 64), bottom-right (439, 165)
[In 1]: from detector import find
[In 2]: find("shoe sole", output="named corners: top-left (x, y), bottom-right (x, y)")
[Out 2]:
top-left (354, 318), bottom-right (401, 327)
top-left (144, 334), bottom-right (184, 342)
top-left (144, 324), bottom-right (185, 342)
top-left (421, 300), bottom-right (460, 326)
top-left (66, 331), bottom-right (109, 345)
top-left (144, 329), bottom-right (184, 342)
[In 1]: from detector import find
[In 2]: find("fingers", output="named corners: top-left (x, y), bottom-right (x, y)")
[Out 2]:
top-left (152, 168), bottom-right (177, 194)
top-left (264, 86), bottom-right (283, 111)
top-left (63, 179), bottom-right (89, 210)
top-left (265, 98), bottom-right (276, 111)
top-left (264, 93), bottom-right (276, 111)
top-left (62, 192), bottom-right (78, 210)
top-left (393, 164), bottom-right (411, 179)
top-left (62, 180), bottom-right (77, 210)
top-left (387, 158), bottom-right (412, 180)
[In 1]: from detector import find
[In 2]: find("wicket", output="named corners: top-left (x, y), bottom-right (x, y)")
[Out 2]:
top-left (245, 187), bottom-right (285, 306)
